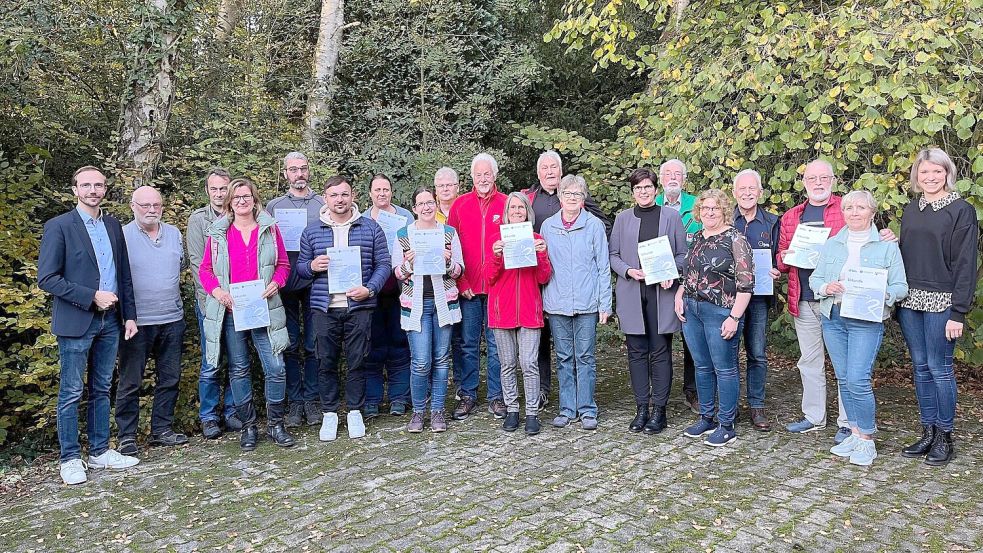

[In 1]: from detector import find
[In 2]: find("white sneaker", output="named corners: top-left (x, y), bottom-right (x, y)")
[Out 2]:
top-left (347, 410), bottom-right (366, 439)
top-left (88, 449), bottom-right (140, 469)
top-left (830, 434), bottom-right (860, 457)
top-left (60, 459), bottom-right (88, 485)
top-left (319, 412), bottom-right (338, 442)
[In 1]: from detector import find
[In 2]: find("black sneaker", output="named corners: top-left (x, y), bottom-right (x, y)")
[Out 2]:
top-left (285, 402), bottom-right (304, 428)
top-left (537, 391), bottom-right (550, 413)
top-left (202, 420), bottom-right (223, 440)
top-left (488, 399), bottom-right (507, 419)
top-left (150, 429), bottom-right (189, 447)
top-left (118, 437), bottom-right (138, 456)
top-left (304, 401), bottom-right (321, 426)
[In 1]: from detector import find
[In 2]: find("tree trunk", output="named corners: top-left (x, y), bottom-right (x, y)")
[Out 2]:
top-left (303, 0), bottom-right (345, 152)
top-left (215, 0), bottom-right (241, 43)
top-left (114, 0), bottom-right (186, 191)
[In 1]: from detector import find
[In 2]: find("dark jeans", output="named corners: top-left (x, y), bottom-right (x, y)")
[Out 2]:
top-left (195, 301), bottom-right (235, 423)
top-left (364, 294), bottom-right (411, 407)
top-left (457, 294), bottom-right (502, 401)
top-left (115, 319), bottom-right (186, 439)
top-left (683, 339), bottom-right (696, 393)
top-left (56, 311), bottom-right (120, 463)
top-left (682, 298), bottom-right (743, 427)
top-left (740, 296), bottom-right (769, 408)
top-left (223, 316), bottom-right (286, 422)
top-left (538, 317), bottom-right (553, 395)
top-left (897, 307), bottom-right (958, 432)
top-left (315, 308), bottom-right (372, 412)
top-left (282, 286), bottom-right (319, 403)
top-left (626, 332), bottom-right (673, 408)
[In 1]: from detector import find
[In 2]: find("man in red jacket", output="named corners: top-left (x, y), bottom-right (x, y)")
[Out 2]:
top-left (777, 159), bottom-right (894, 444)
top-left (447, 153), bottom-right (509, 420)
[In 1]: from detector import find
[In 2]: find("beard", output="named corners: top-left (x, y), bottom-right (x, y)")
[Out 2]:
top-left (290, 179), bottom-right (308, 189)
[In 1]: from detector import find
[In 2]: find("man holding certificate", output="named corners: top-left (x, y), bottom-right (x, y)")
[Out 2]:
top-left (266, 151), bottom-right (325, 429)
top-left (296, 176), bottom-right (391, 442)
top-left (808, 191), bottom-right (908, 466)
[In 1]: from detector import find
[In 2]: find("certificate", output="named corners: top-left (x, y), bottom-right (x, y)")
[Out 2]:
top-left (327, 246), bottom-right (362, 293)
top-left (501, 222), bottom-right (536, 269)
top-left (637, 236), bottom-right (679, 285)
top-left (784, 224), bottom-right (831, 269)
top-left (410, 228), bottom-right (446, 276)
top-left (840, 267), bottom-right (888, 322)
top-left (274, 208), bottom-right (307, 251)
top-left (375, 209), bottom-right (408, 254)
top-left (229, 279), bottom-right (270, 331)
top-left (752, 249), bottom-right (774, 295)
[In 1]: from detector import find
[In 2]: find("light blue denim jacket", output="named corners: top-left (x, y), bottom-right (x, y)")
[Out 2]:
top-left (809, 226), bottom-right (908, 319)
top-left (541, 209), bottom-right (612, 316)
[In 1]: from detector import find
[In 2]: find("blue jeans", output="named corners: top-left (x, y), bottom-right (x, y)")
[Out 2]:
top-left (56, 311), bottom-right (120, 463)
top-left (222, 316), bottom-right (286, 423)
top-left (682, 298), bottom-right (742, 427)
top-left (551, 312), bottom-right (598, 419)
top-left (281, 286), bottom-right (319, 403)
top-left (822, 306), bottom-right (883, 434)
top-left (196, 301), bottom-right (235, 423)
top-left (407, 299), bottom-right (452, 413)
top-left (365, 294), bottom-right (411, 407)
top-left (897, 307), bottom-right (958, 432)
top-left (741, 297), bottom-right (769, 408)
top-left (458, 295), bottom-right (502, 401)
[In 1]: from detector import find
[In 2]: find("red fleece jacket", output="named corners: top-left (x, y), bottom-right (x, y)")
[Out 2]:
top-left (447, 189), bottom-right (508, 295)
top-left (484, 231), bottom-right (552, 329)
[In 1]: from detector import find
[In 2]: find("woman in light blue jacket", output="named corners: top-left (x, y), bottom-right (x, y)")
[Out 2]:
top-left (809, 190), bottom-right (908, 466)
top-left (541, 174), bottom-right (612, 431)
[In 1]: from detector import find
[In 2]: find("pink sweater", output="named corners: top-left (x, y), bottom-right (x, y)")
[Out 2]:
top-left (199, 225), bottom-right (290, 294)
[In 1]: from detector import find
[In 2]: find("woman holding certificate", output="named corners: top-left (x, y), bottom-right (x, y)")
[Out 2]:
top-left (673, 189), bottom-right (754, 447)
top-left (199, 178), bottom-right (294, 451)
top-left (393, 187), bottom-right (465, 433)
top-left (809, 190), bottom-right (908, 466)
top-left (485, 192), bottom-right (553, 435)
top-left (897, 148), bottom-right (978, 466)
top-left (609, 168), bottom-right (687, 435)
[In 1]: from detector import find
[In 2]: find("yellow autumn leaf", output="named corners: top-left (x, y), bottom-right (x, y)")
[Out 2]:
top-left (829, 86), bottom-right (842, 98)
top-left (872, 154), bottom-right (884, 165)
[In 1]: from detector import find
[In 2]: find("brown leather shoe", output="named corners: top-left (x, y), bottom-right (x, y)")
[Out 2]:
top-left (750, 407), bottom-right (771, 432)
top-left (684, 389), bottom-right (699, 415)
top-left (452, 396), bottom-right (477, 421)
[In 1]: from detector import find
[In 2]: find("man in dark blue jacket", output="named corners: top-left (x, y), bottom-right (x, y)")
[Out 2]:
top-left (296, 175), bottom-right (391, 442)
top-left (37, 166), bottom-right (140, 485)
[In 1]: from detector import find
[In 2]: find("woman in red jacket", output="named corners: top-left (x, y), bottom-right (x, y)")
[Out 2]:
top-left (485, 192), bottom-right (552, 435)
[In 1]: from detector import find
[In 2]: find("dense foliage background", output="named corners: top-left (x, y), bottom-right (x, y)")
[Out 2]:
top-left (1, 0), bottom-right (981, 449)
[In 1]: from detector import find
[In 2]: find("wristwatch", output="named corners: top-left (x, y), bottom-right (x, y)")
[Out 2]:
top-left (367, 288), bottom-right (376, 298)
top-left (727, 314), bottom-right (740, 322)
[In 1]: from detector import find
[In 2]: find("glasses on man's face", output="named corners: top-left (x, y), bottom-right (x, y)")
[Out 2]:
top-left (561, 191), bottom-right (584, 199)
top-left (415, 200), bottom-right (437, 209)
top-left (435, 182), bottom-right (458, 189)
top-left (327, 192), bottom-right (351, 200)
top-left (633, 184), bottom-right (655, 192)
top-left (134, 202), bottom-right (163, 211)
top-left (76, 182), bottom-right (106, 190)
top-left (660, 171), bottom-right (683, 180)
top-left (286, 166), bottom-right (309, 174)
top-left (804, 175), bottom-right (834, 184)
top-left (232, 195), bottom-right (254, 204)
top-left (700, 206), bottom-right (722, 213)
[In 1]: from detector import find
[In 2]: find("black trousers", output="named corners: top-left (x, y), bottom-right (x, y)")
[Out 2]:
top-left (115, 319), bottom-right (186, 438)
top-left (314, 308), bottom-right (372, 412)
top-left (626, 332), bottom-right (673, 407)
top-left (538, 317), bottom-right (552, 394)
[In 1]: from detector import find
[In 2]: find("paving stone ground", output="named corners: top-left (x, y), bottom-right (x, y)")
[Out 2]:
top-left (1, 349), bottom-right (982, 552)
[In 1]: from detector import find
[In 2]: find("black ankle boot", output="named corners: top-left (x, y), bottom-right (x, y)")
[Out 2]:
top-left (629, 405), bottom-right (649, 433)
top-left (524, 415), bottom-right (541, 436)
top-left (901, 424), bottom-right (936, 458)
top-left (266, 400), bottom-right (296, 447)
top-left (240, 425), bottom-right (259, 451)
top-left (643, 406), bottom-right (667, 435)
top-left (503, 412), bottom-right (520, 432)
top-left (924, 427), bottom-right (954, 466)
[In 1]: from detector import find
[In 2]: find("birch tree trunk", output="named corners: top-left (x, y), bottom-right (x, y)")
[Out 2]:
top-left (114, 0), bottom-right (186, 190)
top-left (215, 0), bottom-right (241, 43)
top-left (303, 0), bottom-right (345, 151)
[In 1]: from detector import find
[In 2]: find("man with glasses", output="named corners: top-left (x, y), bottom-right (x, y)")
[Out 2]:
top-left (265, 152), bottom-right (325, 428)
top-left (38, 166), bottom-right (139, 485)
top-left (114, 186), bottom-right (188, 457)
top-left (434, 167), bottom-right (460, 224)
top-left (187, 167), bottom-right (241, 438)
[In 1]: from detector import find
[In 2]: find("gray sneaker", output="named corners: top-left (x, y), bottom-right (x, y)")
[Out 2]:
top-left (581, 417), bottom-right (598, 431)
top-left (431, 411), bottom-right (448, 433)
top-left (407, 412), bottom-right (425, 433)
top-left (304, 401), bottom-right (321, 426)
top-left (285, 402), bottom-right (304, 428)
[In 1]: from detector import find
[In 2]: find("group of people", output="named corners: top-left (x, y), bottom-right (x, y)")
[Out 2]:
top-left (38, 147), bottom-right (976, 485)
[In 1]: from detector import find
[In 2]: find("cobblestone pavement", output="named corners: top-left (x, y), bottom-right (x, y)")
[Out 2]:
top-left (2, 350), bottom-right (982, 552)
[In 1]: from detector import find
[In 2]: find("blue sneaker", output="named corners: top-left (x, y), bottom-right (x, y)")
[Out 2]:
top-left (833, 427), bottom-right (852, 444)
top-left (683, 417), bottom-right (717, 438)
top-left (364, 404), bottom-right (380, 420)
top-left (830, 434), bottom-right (859, 457)
top-left (849, 438), bottom-right (877, 466)
top-left (704, 425), bottom-right (737, 447)
top-left (786, 418), bottom-right (826, 433)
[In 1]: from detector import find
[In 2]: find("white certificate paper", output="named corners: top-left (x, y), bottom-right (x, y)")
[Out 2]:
top-left (637, 236), bottom-right (679, 285)
top-left (327, 246), bottom-right (362, 293)
top-left (410, 228), bottom-right (445, 276)
top-left (375, 210), bottom-right (408, 254)
top-left (840, 267), bottom-right (888, 322)
top-left (229, 279), bottom-right (270, 331)
top-left (274, 208), bottom-right (308, 251)
top-left (501, 222), bottom-right (536, 270)
top-left (752, 248), bottom-right (774, 295)
top-left (784, 224), bottom-right (831, 269)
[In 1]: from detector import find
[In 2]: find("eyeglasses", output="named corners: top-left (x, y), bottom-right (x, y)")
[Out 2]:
top-left (699, 206), bottom-right (722, 212)
top-left (232, 195), bottom-right (254, 204)
top-left (415, 200), bottom-right (437, 208)
top-left (633, 184), bottom-right (655, 192)
top-left (561, 191), bottom-right (584, 198)
top-left (804, 175), bottom-right (834, 184)
top-left (660, 171), bottom-right (683, 179)
top-left (76, 182), bottom-right (106, 190)
top-left (435, 182), bottom-right (458, 189)
top-left (286, 166), bottom-right (309, 173)
top-left (134, 202), bottom-right (163, 210)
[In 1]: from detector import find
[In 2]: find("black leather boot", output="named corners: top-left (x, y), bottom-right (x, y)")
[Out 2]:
top-left (901, 424), bottom-right (936, 458)
top-left (924, 427), bottom-right (954, 466)
top-left (240, 425), bottom-right (259, 451)
top-left (503, 412), bottom-right (520, 432)
top-left (267, 400), bottom-right (296, 448)
top-left (629, 405), bottom-right (649, 433)
top-left (524, 415), bottom-right (541, 436)
top-left (643, 405), bottom-right (667, 435)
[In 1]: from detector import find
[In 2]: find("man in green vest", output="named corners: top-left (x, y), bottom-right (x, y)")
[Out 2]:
top-left (655, 158), bottom-right (701, 414)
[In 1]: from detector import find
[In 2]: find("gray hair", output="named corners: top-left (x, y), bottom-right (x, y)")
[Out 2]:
top-left (659, 159), bottom-right (687, 179)
top-left (733, 169), bottom-right (762, 190)
top-left (804, 158), bottom-right (835, 178)
top-left (434, 166), bottom-right (459, 184)
top-left (503, 191), bottom-right (536, 227)
top-left (283, 151), bottom-right (308, 169)
top-left (841, 190), bottom-right (878, 214)
top-left (470, 153), bottom-right (499, 179)
top-left (203, 167), bottom-right (230, 186)
top-left (910, 147), bottom-right (957, 193)
top-left (537, 150), bottom-right (563, 173)
top-left (558, 174), bottom-right (588, 196)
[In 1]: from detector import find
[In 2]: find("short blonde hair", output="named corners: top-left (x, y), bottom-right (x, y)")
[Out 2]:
top-left (692, 188), bottom-right (734, 225)
top-left (841, 190), bottom-right (878, 214)
top-left (910, 147), bottom-right (957, 194)
top-left (223, 177), bottom-right (264, 220)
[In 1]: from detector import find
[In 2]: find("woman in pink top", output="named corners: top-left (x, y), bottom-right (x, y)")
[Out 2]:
top-left (199, 178), bottom-right (293, 452)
